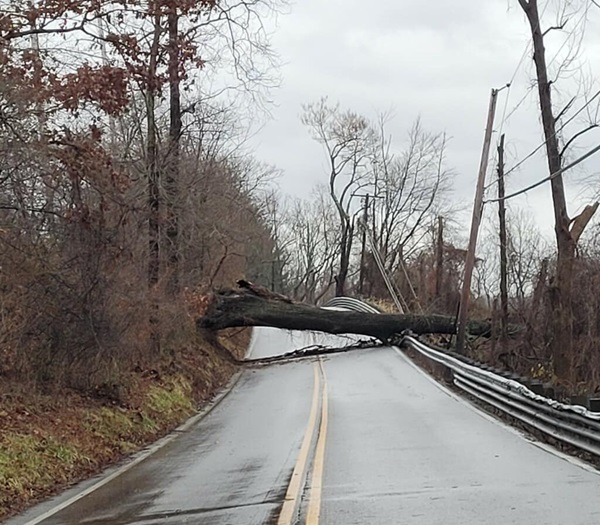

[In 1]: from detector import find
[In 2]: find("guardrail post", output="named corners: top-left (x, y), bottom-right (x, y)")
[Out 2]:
top-left (543, 383), bottom-right (555, 399)
top-left (442, 365), bottom-right (453, 383)
top-left (570, 395), bottom-right (589, 409)
top-left (530, 380), bottom-right (544, 395)
top-left (589, 399), bottom-right (600, 412)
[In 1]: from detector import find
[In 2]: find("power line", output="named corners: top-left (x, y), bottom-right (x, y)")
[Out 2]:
top-left (482, 0), bottom-right (598, 204)
top-left (359, 218), bottom-right (407, 313)
top-left (500, 83), bottom-right (537, 126)
top-left (484, 88), bottom-right (600, 192)
top-left (497, 4), bottom-right (599, 180)
top-left (483, 142), bottom-right (600, 204)
top-left (485, 1), bottom-right (553, 186)
top-left (494, 31), bottom-right (537, 138)
top-left (496, 0), bottom-right (552, 129)
top-left (495, 43), bottom-right (530, 136)
top-left (496, 84), bottom-right (512, 138)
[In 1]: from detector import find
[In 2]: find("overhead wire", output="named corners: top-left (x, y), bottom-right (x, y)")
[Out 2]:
top-left (507, 89), bottom-right (599, 173)
top-left (483, 87), bottom-right (600, 196)
top-left (483, 142), bottom-right (600, 204)
top-left (359, 218), bottom-right (407, 314)
top-left (485, 3), bottom-right (545, 195)
top-left (483, 0), bottom-right (555, 194)
top-left (484, 2), bottom-right (598, 194)
top-left (494, 0), bottom-right (552, 131)
top-left (485, 44), bottom-right (530, 196)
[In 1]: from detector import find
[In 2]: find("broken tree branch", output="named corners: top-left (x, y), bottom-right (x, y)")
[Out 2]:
top-left (569, 202), bottom-right (599, 244)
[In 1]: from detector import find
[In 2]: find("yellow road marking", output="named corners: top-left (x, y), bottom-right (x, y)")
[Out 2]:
top-left (277, 363), bottom-right (321, 525)
top-left (306, 359), bottom-right (329, 525)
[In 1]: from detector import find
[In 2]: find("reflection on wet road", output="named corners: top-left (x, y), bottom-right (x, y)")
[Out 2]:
top-left (8, 329), bottom-right (600, 525)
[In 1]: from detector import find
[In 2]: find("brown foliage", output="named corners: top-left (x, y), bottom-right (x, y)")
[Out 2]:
top-left (0, 85), bottom-right (275, 399)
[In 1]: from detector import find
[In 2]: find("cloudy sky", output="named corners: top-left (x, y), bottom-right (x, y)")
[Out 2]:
top-left (249, 0), bottom-right (600, 241)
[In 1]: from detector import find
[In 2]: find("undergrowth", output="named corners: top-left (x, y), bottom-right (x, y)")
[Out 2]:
top-left (0, 329), bottom-right (250, 520)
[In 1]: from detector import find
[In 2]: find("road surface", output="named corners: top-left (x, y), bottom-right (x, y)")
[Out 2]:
top-left (8, 328), bottom-right (600, 525)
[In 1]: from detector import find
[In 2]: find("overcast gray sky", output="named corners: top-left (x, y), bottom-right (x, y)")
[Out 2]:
top-left (249, 0), bottom-right (600, 241)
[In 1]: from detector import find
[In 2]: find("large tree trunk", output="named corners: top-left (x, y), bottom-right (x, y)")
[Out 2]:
top-left (335, 220), bottom-right (353, 296)
top-left (146, 16), bottom-right (161, 294)
top-left (199, 288), bottom-right (519, 341)
top-left (519, 0), bottom-right (574, 381)
top-left (497, 135), bottom-right (509, 347)
top-left (166, 10), bottom-right (181, 295)
top-left (435, 216), bottom-right (444, 300)
top-left (146, 15), bottom-right (162, 354)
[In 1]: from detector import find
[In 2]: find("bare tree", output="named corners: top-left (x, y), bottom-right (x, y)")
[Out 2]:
top-left (302, 98), bottom-right (376, 296)
top-left (371, 117), bottom-right (453, 274)
top-left (475, 209), bottom-right (546, 318)
top-left (506, 210), bottom-right (547, 313)
top-left (517, 0), bottom-right (599, 381)
top-left (282, 188), bottom-right (341, 303)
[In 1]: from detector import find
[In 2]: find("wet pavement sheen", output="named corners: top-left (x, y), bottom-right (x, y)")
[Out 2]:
top-left (8, 330), bottom-right (600, 525)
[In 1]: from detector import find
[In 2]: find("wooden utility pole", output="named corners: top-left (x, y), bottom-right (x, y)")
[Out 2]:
top-left (497, 134), bottom-right (509, 347)
top-left (435, 216), bottom-right (444, 300)
top-left (359, 194), bottom-right (370, 295)
top-left (456, 88), bottom-right (499, 354)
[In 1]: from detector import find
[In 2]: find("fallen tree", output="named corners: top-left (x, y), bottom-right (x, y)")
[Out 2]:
top-left (198, 285), bottom-right (519, 342)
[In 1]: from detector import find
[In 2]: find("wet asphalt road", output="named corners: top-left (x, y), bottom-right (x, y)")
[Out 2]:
top-left (8, 329), bottom-right (600, 525)
top-left (315, 348), bottom-right (600, 525)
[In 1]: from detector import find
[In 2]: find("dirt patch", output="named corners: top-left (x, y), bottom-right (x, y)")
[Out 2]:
top-left (0, 329), bottom-right (250, 521)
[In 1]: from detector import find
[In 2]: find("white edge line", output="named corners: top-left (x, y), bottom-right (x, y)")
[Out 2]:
top-left (17, 370), bottom-right (245, 525)
top-left (392, 346), bottom-right (600, 475)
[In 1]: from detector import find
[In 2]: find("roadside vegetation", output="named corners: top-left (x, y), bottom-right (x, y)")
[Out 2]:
top-left (0, 0), bottom-right (277, 519)
top-left (0, 330), bottom-right (248, 519)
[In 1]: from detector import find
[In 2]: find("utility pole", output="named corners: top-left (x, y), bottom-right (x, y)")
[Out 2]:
top-left (497, 134), bottom-right (509, 347)
top-left (456, 88), bottom-right (499, 354)
top-left (358, 194), bottom-right (370, 296)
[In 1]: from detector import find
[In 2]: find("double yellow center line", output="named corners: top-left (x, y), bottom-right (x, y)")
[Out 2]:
top-left (277, 360), bottom-right (329, 525)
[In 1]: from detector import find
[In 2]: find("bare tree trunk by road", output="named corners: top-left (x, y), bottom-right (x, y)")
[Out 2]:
top-left (166, 9), bottom-right (182, 295)
top-left (497, 134), bottom-right (508, 348)
top-left (518, 0), bottom-right (598, 381)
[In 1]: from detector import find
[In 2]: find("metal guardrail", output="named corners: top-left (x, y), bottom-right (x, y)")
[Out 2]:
top-left (325, 296), bottom-right (600, 458)
top-left (323, 297), bottom-right (381, 314)
top-left (404, 336), bottom-right (600, 457)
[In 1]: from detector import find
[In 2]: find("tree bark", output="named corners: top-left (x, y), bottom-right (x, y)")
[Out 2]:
top-left (519, 0), bottom-right (574, 381)
top-left (435, 215), bottom-right (444, 299)
top-left (166, 10), bottom-right (181, 295)
top-left (146, 15), bottom-right (162, 354)
top-left (199, 289), bottom-right (519, 341)
top-left (358, 194), bottom-right (369, 295)
top-left (497, 135), bottom-right (508, 347)
top-left (335, 219), bottom-right (353, 296)
top-left (146, 16), bottom-right (161, 294)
